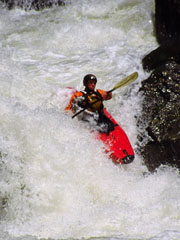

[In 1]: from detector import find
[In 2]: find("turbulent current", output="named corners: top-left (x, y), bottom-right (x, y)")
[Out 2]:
top-left (0, 0), bottom-right (180, 240)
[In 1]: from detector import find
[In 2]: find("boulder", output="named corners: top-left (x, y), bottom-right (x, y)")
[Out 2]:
top-left (0, 0), bottom-right (65, 10)
top-left (138, 0), bottom-right (180, 172)
top-left (138, 61), bottom-right (180, 172)
top-left (142, 38), bottom-right (180, 71)
top-left (155, 0), bottom-right (180, 44)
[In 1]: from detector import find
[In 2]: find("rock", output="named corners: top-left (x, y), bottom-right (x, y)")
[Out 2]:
top-left (138, 0), bottom-right (180, 172)
top-left (142, 38), bottom-right (180, 71)
top-left (0, 0), bottom-right (65, 10)
top-left (155, 0), bottom-right (180, 44)
top-left (138, 61), bottom-right (180, 172)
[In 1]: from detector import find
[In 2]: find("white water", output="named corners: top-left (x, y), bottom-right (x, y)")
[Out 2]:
top-left (0, 1), bottom-right (180, 240)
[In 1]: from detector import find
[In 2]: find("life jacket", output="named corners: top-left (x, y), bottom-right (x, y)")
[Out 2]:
top-left (81, 89), bottom-right (104, 112)
top-left (65, 89), bottom-right (105, 113)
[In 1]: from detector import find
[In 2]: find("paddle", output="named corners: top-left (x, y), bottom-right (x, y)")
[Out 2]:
top-left (107, 71), bottom-right (138, 93)
top-left (72, 71), bottom-right (138, 119)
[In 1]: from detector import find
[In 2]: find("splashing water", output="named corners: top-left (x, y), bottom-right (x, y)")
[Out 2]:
top-left (0, 0), bottom-right (180, 240)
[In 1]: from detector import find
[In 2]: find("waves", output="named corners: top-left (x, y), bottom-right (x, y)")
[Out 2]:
top-left (0, 1), bottom-right (180, 240)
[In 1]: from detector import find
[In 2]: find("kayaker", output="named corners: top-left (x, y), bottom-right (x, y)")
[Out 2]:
top-left (66, 74), bottom-right (115, 134)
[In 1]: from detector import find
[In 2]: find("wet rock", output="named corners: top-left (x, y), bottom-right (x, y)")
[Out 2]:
top-left (155, 0), bottom-right (180, 44)
top-left (0, 0), bottom-right (65, 10)
top-left (142, 38), bottom-right (180, 71)
top-left (138, 61), bottom-right (180, 172)
top-left (138, 0), bottom-right (180, 172)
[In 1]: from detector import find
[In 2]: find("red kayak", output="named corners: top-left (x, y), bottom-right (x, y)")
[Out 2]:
top-left (95, 108), bottom-right (134, 164)
top-left (63, 87), bottom-right (134, 164)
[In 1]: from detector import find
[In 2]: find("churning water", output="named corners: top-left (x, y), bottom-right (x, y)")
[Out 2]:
top-left (0, 0), bottom-right (180, 240)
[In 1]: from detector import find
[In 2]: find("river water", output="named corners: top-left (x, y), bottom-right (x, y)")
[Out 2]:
top-left (0, 0), bottom-right (180, 240)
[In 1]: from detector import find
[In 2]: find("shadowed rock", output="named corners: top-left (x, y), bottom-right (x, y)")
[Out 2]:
top-left (142, 38), bottom-right (180, 71)
top-left (138, 61), bottom-right (180, 172)
top-left (155, 0), bottom-right (180, 44)
top-left (138, 0), bottom-right (180, 172)
top-left (0, 0), bottom-right (65, 10)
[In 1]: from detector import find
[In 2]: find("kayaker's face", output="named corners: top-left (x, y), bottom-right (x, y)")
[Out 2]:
top-left (87, 80), bottom-right (96, 91)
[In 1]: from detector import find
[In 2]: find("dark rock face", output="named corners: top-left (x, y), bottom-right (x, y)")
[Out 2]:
top-left (138, 61), bottom-right (180, 172)
top-left (155, 0), bottom-right (180, 44)
top-left (0, 0), bottom-right (65, 10)
top-left (142, 38), bottom-right (180, 72)
top-left (138, 0), bottom-right (180, 172)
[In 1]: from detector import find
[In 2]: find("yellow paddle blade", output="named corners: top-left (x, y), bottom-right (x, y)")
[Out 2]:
top-left (109, 72), bottom-right (138, 92)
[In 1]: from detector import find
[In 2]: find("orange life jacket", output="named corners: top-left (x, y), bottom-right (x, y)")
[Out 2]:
top-left (65, 89), bottom-right (106, 112)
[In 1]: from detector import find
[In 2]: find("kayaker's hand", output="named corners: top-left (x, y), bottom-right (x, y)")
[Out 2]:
top-left (80, 100), bottom-right (88, 108)
top-left (72, 96), bottom-right (86, 112)
top-left (102, 91), bottom-right (112, 100)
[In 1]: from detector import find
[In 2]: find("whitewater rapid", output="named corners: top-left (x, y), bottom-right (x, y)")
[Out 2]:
top-left (0, 0), bottom-right (180, 240)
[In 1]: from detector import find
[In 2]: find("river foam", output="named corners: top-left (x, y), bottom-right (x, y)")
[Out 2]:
top-left (0, 1), bottom-right (180, 240)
